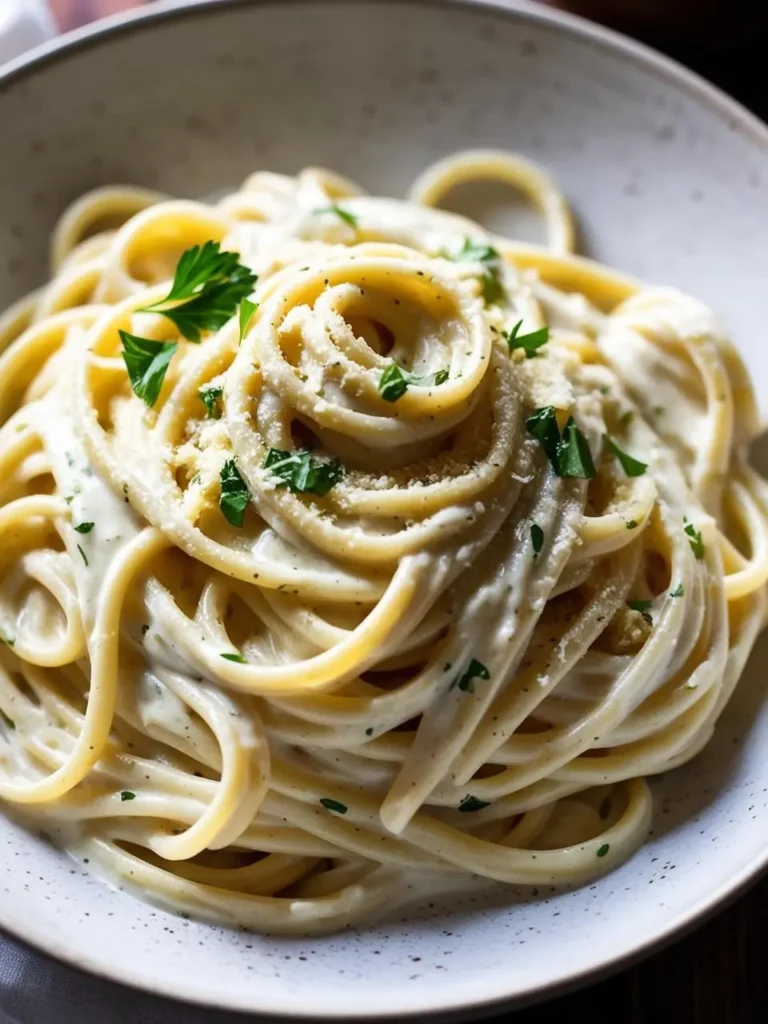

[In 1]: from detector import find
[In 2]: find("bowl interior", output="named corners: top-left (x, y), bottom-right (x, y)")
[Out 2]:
top-left (1, 0), bottom-right (768, 1017)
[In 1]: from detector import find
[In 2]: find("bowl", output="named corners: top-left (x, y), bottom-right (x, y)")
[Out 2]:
top-left (1, 0), bottom-right (768, 1018)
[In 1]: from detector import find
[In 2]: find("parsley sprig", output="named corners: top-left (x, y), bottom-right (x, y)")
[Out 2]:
top-left (120, 332), bottom-right (178, 407)
top-left (264, 448), bottom-right (343, 497)
top-left (219, 459), bottom-right (250, 527)
top-left (458, 795), bottom-right (490, 813)
top-left (378, 361), bottom-right (449, 402)
top-left (628, 599), bottom-right (653, 626)
top-left (684, 518), bottom-right (705, 559)
top-left (199, 383), bottom-right (223, 419)
top-left (140, 241), bottom-right (256, 342)
top-left (526, 406), bottom-right (596, 479)
top-left (604, 435), bottom-right (647, 477)
top-left (314, 203), bottom-right (358, 228)
top-left (504, 321), bottom-right (549, 358)
top-left (447, 238), bottom-right (506, 307)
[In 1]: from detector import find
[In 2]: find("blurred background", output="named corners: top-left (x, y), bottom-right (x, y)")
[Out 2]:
top-left (49, 0), bottom-right (768, 118)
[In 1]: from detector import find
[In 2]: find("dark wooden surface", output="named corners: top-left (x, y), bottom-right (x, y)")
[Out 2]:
top-left (43, 2), bottom-right (768, 1021)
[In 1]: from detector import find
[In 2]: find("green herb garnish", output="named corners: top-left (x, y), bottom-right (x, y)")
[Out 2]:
top-left (1, 711), bottom-right (15, 731)
top-left (139, 241), bottom-right (256, 342)
top-left (320, 798), bottom-right (348, 814)
top-left (264, 448), bottom-right (343, 497)
top-left (221, 653), bottom-right (246, 663)
top-left (684, 519), bottom-right (705, 560)
top-left (120, 791), bottom-right (136, 802)
top-left (525, 406), bottom-right (561, 467)
top-left (604, 435), bottom-right (647, 477)
top-left (447, 238), bottom-right (506, 307)
top-left (239, 298), bottom-right (258, 342)
top-left (628, 599), bottom-right (653, 627)
top-left (74, 522), bottom-right (94, 534)
top-left (199, 383), bottom-right (224, 419)
top-left (120, 331), bottom-right (178, 407)
top-left (597, 843), bottom-right (610, 858)
top-left (559, 417), bottom-right (597, 479)
top-left (219, 459), bottom-right (250, 527)
top-left (77, 544), bottom-right (88, 567)
top-left (458, 795), bottom-right (491, 813)
top-left (620, 410), bottom-right (634, 427)
top-left (378, 361), bottom-right (449, 402)
top-left (626, 520), bottom-right (639, 530)
top-left (670, 583), bottom-right (684, 598)
top-left (504, 321), bottom-right (549, 358)
top-left (314, 203), bottom-right (358, 228)
top-left (530, 522), bottom-right (544, 554)
top-left (451, 658), bottom-right (490, 694)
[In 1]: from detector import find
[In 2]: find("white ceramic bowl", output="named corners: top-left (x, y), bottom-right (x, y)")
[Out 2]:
top-left (1, 0), bottom-right (768, 1018)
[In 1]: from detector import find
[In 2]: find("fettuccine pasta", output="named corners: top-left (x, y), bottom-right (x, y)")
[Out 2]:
top-left (0, 150), bottom-right (765, 935)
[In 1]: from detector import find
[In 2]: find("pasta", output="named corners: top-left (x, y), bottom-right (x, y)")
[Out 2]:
top-left (0, 149), bottom-right (765, 935)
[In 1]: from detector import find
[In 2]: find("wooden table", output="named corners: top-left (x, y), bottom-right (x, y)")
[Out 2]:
top-left (44, 2), bottom-right (768, 1021)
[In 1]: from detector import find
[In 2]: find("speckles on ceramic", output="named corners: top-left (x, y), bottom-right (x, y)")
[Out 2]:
top-left (1, 0), bottom-right (768, 1018)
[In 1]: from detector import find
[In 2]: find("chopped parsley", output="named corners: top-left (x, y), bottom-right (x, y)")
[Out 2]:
top-left (525, 406), bottom-right (596, 479)
top-left (139, 241), bottom-right (257, 342)
top-left (604, 435), bottom-right (647, 477)
top-left (199, 382), bottom-right (224, 419)
top-left (219, 459), bottom-right (250, 527)
top-left (619, 410), bottom-right (634, 427)
top-left (504, 321), bottom-right (549, 358)
top-left (626, 520), bottom-right (639, 530)
top-left (628, 599), bottom-right (653, 627)
top-left (120, 791), bottom-right (136, 802)
top-left (530, 522), bottom-right (544, 554)
top-left (684, 519), bottom-right (705, 560)
top-left (669, 583), bottom-right (684, 598)
top-left (451, 658), bottom-right (490, 694)
top-left (77, 544), bottom-right (88, 567)
top-left (458, 795), bottom-right (490, 813)
top-left (365, 727), bottom-right (374, 736)
top-left (1, 711), bottom-right (15, 731)
top-left (314, 203), bottom-right (358, 228)
top-left (446, 237), bottom-right (506, 307)
top-left (239, 298), bottom-right (258, 342)
top-left (597, 843), bottom-right (610, 858)
top-left (319, 797), bottom-right (348, 814)
top-left (221, 653), bottom-right (246, 663)
top-left (74, 522), bottom-right (94, 534)
top-left (264, 448), bottom-right (343, 497)
top-left (120, 331), bottom-right (177, 407)
top-left (378, 361), bottom-right (449, 402)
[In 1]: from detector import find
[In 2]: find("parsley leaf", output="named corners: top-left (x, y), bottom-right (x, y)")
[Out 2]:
top-left (221, 653), bottom-right (246, 663)
top-left (597, 843), bottom-right (610, 858)
top-left (314, 203), bottom-right (358, 228)
top-left (504, 320), bottom-right (549, 358)
top-left (670, 583), bottom-right (684, 598)
top-left (626, 520), bottom-right (639, 530)
top-left (264, 448), bottom-right (343, 497)
top-left (450, 658), bottom-right (490, 694)
top-left (74, 522), bottom-right (94, 534)
top-left (530, 522), bottom-right (544, 554)
top-left (628, 599), bottom-right (653, 626)
top-left (320, 797), bottom-right (348, 814)
top-left (120, 331), bottom-right (178, 407)
top-left (684, 519), bottom-right (705, 559)
top-left (1, 710), bottom-right (15, 731)
top-left (239, 298), bottom-right (258, 342)
top-left (558, 418), bottom-right (597, 479)
top-left (604, 435), bottom-right (647, 477)
top-left (458, 795), bottom-right (490, 813)
top-left (525, 406), bottom-right (561, 468)
top-left (120, 791), bottom-right (136, 802)
top-left (199, 383), bottom-right (223, 419)
top-left (446, 238), bottom-right (506, 307)
top-left (140, 241), bottom-right (256, 342)
top-left (219, 459), bottom-right (250, 527)
top-left (378, 361), bottom-right (450, 402)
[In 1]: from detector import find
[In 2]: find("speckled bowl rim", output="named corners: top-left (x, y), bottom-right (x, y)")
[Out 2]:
top-left (1, 0), bottom-right (768, 1019)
